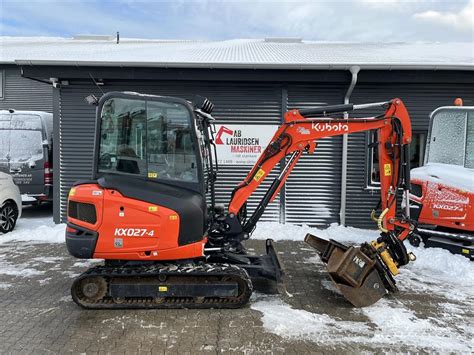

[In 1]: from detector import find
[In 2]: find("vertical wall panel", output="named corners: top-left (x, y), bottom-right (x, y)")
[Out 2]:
top-left (286, 84), bottom-right (344, 226)
top-left (0, 66), bottom-right (52, 112)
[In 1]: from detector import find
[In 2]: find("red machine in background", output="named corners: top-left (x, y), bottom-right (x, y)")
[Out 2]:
top-left (409, 100), bottom-right (474, 260)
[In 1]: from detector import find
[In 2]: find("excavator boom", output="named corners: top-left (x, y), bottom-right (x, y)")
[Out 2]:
top-left (224, 98), bottom-right (414, 306)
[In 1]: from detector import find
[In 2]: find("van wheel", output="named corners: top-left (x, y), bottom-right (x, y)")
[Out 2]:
top-left (0, 202), bottom-right (18, 234)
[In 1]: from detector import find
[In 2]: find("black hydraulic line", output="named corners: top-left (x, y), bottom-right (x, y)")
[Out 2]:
top-left (204, 119), bottom-right (217, 215)
top-left (299, 100), bottom-right (390, 118)
top-left (243, 178), bottom-right (281, 234)
top-left (231, 132), bottom-right (291, 200)
top-left (402, 144), bottom-right (411, 191)
top-left (299, 104), bottom-right (354, 117)
top-left (243, 151), bottom-right (300, 234)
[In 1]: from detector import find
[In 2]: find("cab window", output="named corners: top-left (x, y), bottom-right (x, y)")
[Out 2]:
top-left (465, 111), bottom-right (474, 169)
top-left (427, 109), bottom-right (474, 169)
top-left (98, 97), bottom-right (198, 182)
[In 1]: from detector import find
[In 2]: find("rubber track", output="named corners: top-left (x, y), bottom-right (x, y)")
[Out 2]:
top-left (71, 262), bottom-right (253, 309)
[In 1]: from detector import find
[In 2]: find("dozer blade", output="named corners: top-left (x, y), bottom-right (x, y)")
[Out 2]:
top-left (304, 233), bottom-right (395, 307)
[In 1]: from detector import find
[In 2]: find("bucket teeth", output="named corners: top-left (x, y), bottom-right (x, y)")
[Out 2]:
top-left (304, 233), bottom-right (393, 307)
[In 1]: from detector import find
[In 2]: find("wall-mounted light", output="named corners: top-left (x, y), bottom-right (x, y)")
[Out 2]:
top-left (84, 94), bottom-right (99, 106)
top-left (50, 77), bottom-right (60, 88)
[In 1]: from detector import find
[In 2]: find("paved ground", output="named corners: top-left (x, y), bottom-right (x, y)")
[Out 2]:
top-left (0, 206), bottom-right (472, 354)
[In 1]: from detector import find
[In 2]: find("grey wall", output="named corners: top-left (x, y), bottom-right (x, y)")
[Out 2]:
top-left (0, 65), bottom-right (52, 112)
top-left (286, 84), bottom-right (344, 226)
top-left (57, 81), bottom-right (286, 224)
top-left (48, 69), bottom-right (474, 228)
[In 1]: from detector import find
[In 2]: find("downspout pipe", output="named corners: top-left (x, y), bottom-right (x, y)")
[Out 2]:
top-left (340, 65), bottom-right (360, 226)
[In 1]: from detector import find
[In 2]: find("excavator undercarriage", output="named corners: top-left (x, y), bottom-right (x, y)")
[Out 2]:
top-left (72, 262), bottom-right (253, 309)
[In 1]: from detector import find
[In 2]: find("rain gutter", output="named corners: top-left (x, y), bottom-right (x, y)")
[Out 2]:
top-left (12, 60), bottom-right (474, 71)
top-left (340, 65), bottom-right (360, 226)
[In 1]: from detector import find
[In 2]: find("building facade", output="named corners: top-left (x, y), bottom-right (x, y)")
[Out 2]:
top-left (2, 37), bottom-right (473, 227)
top-left (0, 64), bottom-right (52, 112)
top-left (19, 66), bottom-right (473, 226)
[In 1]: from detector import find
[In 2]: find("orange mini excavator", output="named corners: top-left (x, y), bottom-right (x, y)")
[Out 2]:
top-left (409, 100), bottom-right (474, 260)
top-left (66, 92), bottom-right (415, 309)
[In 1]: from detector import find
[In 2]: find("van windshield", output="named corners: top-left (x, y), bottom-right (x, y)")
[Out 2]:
top-left (10, 130), bottom-right (44, 163)
top-left (0, 114), bottom-right (44, 163)
top-left (0, 114), bottom-right (9, 161)
top-left (0, 131), bottom-right (8, 161)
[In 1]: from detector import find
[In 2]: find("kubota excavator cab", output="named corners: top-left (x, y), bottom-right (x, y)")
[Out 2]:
top-left (66, 92), bottom-right (209, 261)
top-left (409, 101), bottom-right (474, 260)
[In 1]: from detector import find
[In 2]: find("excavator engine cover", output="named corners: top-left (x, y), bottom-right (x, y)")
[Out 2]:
top-left (305, 233), bottom-right (391, 307)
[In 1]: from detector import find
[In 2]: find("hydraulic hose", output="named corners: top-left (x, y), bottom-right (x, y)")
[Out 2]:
top-left (377, 208), bottom-right (389, 233)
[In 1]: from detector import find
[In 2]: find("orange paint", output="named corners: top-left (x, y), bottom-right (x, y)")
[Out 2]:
top-left (67, 184), bottom-right (206, 261)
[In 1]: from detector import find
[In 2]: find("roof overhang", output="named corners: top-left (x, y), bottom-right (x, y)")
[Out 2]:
top-left (13, 59), bottom-right (474, 71)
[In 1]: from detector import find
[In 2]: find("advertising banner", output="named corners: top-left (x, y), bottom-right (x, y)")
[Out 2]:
top-left (214, 124), bottom-right (276, 165)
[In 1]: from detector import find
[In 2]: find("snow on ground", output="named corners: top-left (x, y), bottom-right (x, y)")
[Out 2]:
top-left (252, 295), bottom-right (472, 352)
top-left (252, 222), bottom-right (473, 351)
top-left (0, 259), bottom-right (44, 277)
top-left (0, 212), bottom-right (65, 277)
top-left (255, 222), bottom-right (473, 300)
top-left (1, 216), bottom-right (472, 350)
top-left (254, 222), bottom-right (473, 295)
top-left (31, 256), bottom-right (65, 264)
top-left (359, 299), bottom-right (471, 351)
top-left (72, 259), bottom-right (103, 268)
top-left (251, 295), bottom-right (369, 340)
top-left (253, 221), bottom-right (378, 243)
top-left (0, 216), bottom-right (65, 245)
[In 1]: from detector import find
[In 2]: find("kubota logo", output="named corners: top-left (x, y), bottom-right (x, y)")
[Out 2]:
top-left (312, 122), bottom-right (349, 132)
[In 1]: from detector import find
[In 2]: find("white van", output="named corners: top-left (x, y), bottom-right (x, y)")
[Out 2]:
top-left (0, 110), bottom-right (53, 204)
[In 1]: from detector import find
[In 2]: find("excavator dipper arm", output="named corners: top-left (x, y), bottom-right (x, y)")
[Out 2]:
top-left (223, 98), bottom-right (415, 307)
top-left (229, 99), bottom-right (412, 236)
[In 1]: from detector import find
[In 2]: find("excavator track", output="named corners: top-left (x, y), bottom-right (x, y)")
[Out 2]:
top-left (71, 262), bottom-right (253, 309)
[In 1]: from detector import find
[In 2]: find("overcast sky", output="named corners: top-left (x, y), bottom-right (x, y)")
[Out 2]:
top-left (1, 0), bottom-right (473, 42)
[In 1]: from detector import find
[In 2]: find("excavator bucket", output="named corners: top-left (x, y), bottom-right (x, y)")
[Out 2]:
top-left (304, 233), bottom-right (396, 307)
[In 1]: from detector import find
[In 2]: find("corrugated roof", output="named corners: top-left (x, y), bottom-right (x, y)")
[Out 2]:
top-left (1, 36), bottom-right (473, 70)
